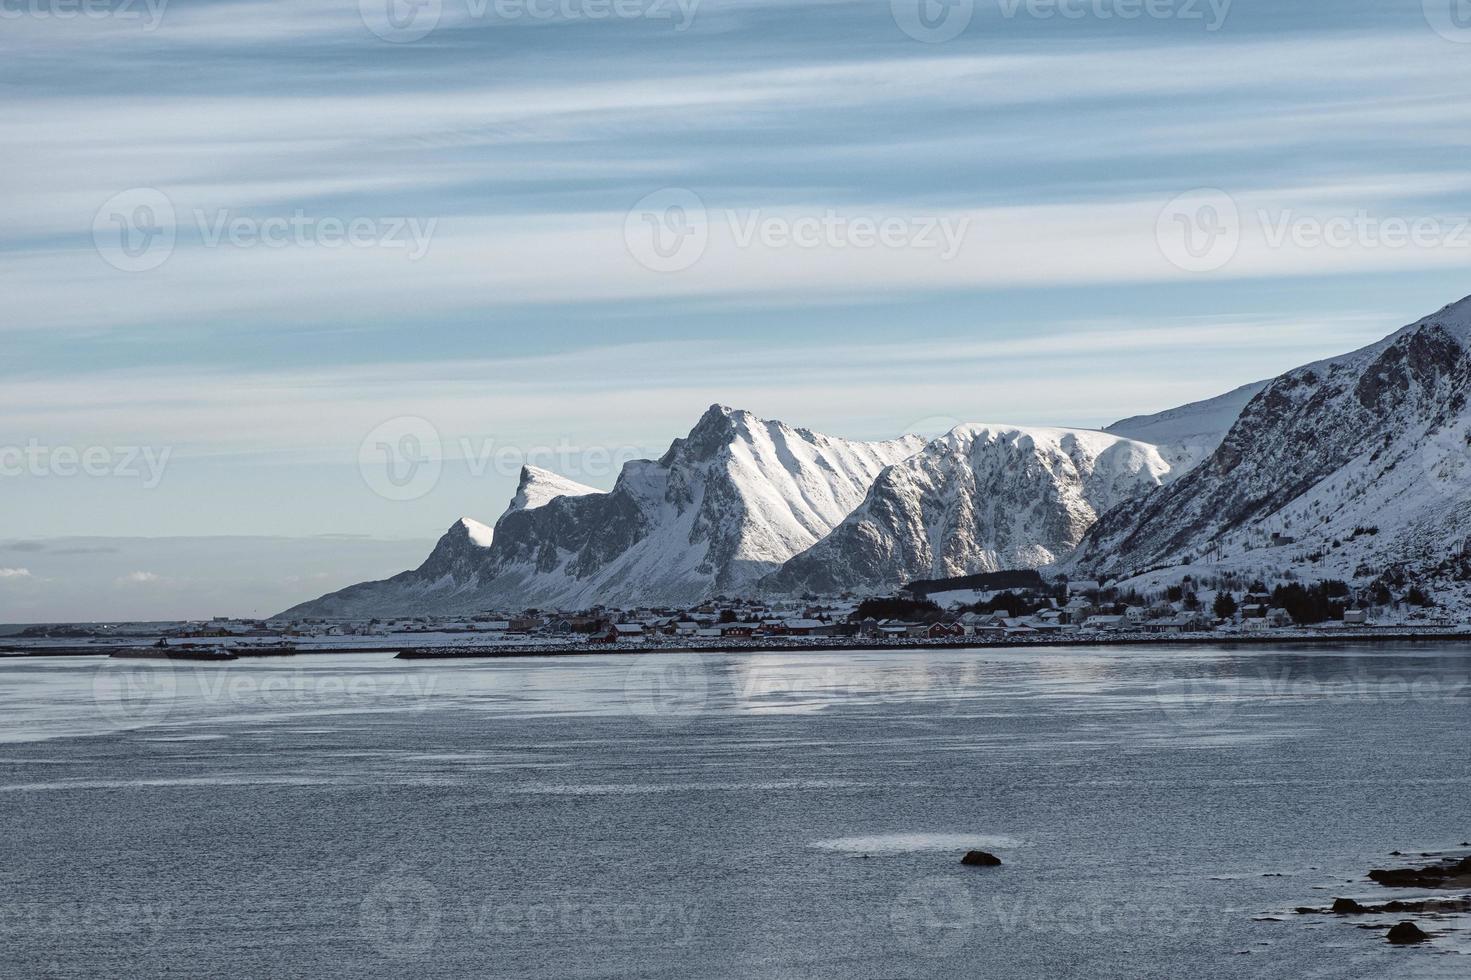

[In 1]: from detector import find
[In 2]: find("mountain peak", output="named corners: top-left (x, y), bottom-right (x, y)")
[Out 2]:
top-left (1409, 292), bottom-right (1471, 349)
top-left (662, 404), bottom-right (760, 464)
top-left (457, 517), bottom-right (496, 547)
top-left (509, 466), bottom-right (600, 513)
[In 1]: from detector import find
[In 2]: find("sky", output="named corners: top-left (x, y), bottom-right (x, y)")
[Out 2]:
top-left (4, 0), bottom-right (1471, 620)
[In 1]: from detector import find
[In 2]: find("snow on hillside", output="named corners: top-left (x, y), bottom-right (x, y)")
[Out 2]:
top-left (281, 407), bottom-right (924, 615)
top-left (762, 424), bottom-right (1171, 596)
top-left (459, 517), bottom-right (496, 547)
top-left (283, 296), bottom-right (1471, 620)
top-left (1105, 380), bottom-right (1266, 477)
top-left (1072, 294), bottom-right (1471, 601)
top-left (508, 466), bottom-right (599, 513)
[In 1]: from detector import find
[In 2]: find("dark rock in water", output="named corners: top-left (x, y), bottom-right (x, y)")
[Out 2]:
top-left (1370, 854), bottom-right (1471, 889)
top-left (1298, 894), bottom-right (1471, 917)
top-left (961, 850), bottom-right (1002, 867)
top-left (1386, 921), bottom-right (1429, 945)
top-left (1370, 868), bottom-right (1421, 887)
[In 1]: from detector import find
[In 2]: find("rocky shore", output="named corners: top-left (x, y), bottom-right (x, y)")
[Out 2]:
top-left (1293, 848), bottom-right (1471, 947)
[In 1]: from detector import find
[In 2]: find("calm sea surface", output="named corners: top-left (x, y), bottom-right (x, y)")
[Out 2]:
top-left (1, 644), bottom-right (1468, 979)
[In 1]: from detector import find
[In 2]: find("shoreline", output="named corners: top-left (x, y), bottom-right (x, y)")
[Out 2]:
top-left (392, 629), bottom-right (1471, 659)
top-left (4, 628), bottom-right (1468, 661)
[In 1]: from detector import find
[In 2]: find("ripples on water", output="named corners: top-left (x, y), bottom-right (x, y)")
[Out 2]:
top-left (0, 644), bottom-right (1467, 978)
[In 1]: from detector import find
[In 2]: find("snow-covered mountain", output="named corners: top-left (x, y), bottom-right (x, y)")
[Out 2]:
top-left (762, 425), bottom-right (1171, 596)
top-left (1105, 380), bottom-right (1267, 476)
top-left (281, 406), bottom-right (924, 615)
top-left (277, 467), bottom-right (596, 618)
top-left (1070, 295), bottom-right (1471, 592)
top-left (508, 465), bottom-right (598, 514)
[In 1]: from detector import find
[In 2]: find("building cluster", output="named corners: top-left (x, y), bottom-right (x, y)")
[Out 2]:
top-left (65, 580), bottom-right (1430, 651)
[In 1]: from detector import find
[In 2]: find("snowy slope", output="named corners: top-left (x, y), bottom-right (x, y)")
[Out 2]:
top-left (1105, 380), bottom-right (1267, 477)
top-left (278, 516), bottom-right (497, 619)
top-left (762, 424), bottom-right (1171, 595)
top-left (277, 466), bottom-right (598, 618)
top-left (508, 466), bottom-right (598, 513)
top-left (459, 517), bottom-right (496, 547)
top-left (1070, 295), bottom-right (1471, 592)
top-left (281, 407), bottom-right (924, 615)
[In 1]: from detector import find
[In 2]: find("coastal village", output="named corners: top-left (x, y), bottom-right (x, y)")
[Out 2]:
top-left (9, 571), bottom-right (1460, 654)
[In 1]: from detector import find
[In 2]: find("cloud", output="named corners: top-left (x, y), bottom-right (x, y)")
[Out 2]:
top-left (0, 568), bottom-right (34, 580)
top-left (8, 31), bottom-right (1471, 334)
top-left (115, 571), bottom-right (162, 585)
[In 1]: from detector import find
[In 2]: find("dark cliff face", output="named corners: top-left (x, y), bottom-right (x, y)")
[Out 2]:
top-left (662, 404), bottom-right (740, 466)
top-left (415, 519), bottom-right (491, 580)
top-left (487, 485), bottom-right (646, 579)
top-left (1074, 318), bottom-right (1471, 577)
